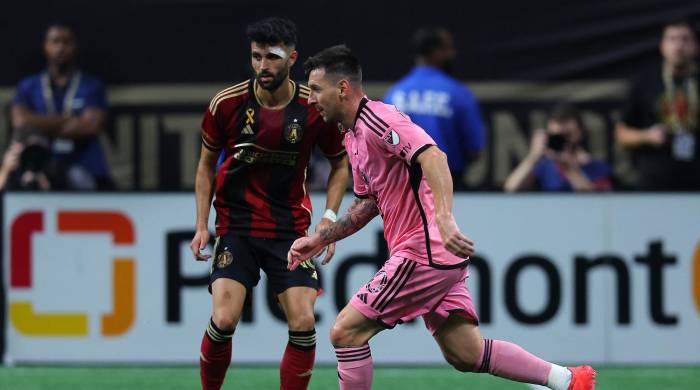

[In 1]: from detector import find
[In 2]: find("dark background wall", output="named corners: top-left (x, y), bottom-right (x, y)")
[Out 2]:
top-left (3, 0), bottom-right (700, 86)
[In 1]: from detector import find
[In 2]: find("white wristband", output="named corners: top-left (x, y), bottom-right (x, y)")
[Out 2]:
top-left (322, 209), bottom-right (337, 222)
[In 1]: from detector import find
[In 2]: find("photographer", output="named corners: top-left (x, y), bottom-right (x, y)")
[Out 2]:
top-left (504, 104), bottom-right (611, 192)
top-left (0, 131), bottom-right (58, 191)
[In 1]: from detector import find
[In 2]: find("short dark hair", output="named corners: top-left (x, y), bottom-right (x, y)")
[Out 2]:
top-left (549, 103), bottom-right (583, 126)
top-left (550, 103), bottom-right (587, 138)
top-left (303, 44), bottom-right (362, 82)
top-left (662, 18), bottom-right (698, 38)
top-left (413, 27), bottom-right (446, 57)
top-left (245, 17), bottom-right (298, 48)
top-left (45, 22), bottom-right (77, 39)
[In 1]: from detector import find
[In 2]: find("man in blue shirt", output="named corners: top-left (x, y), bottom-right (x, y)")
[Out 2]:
top-left (384, 27), bottom-right (486, 190)
top-left (11, 23), bottom-right (112, 190)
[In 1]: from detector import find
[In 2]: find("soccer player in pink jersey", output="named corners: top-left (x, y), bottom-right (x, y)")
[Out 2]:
top-left (287, 45), bottom-right (596, 390)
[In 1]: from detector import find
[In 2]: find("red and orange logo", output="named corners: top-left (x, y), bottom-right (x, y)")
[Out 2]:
top-left (10, 211), bottom-right (136, 337)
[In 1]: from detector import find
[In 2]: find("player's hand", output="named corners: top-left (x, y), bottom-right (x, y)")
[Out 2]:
top-left (436, 213), bottom-right (474, 259)
top-left (313, 217), bottom-right (336, 265)
top-left (287, 234), bottom-right (324, 271)
top-left (190, 227), bottom-right (211, 261)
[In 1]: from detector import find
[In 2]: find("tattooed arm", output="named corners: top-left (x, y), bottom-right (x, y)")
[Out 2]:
top-left (319, 197), bottom-right (379, 246)
top-left (287, 197), bottom-right (379, 269)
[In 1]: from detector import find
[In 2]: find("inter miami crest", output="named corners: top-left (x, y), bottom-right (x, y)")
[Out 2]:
top-left (285, 119), bottom-right (303, 144)
top-left (366, 270), bottom-right (388, 293)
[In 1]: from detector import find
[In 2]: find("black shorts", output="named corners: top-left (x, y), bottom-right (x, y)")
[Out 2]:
top-left (209, 233), bottom-right (320, 294)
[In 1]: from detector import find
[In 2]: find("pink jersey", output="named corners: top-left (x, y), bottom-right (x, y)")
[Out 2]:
top-left (345, 97), bottom-right (469, 269)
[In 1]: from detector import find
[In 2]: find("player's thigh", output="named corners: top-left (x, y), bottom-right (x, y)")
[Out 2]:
top-left (210, 278), bottom-right (247, 330)
top-left (434, 314), bottom-right (483, 371)
top-left (258, 237), bottom-right (321, 294)
top-left (278, 286), bottom-right (318, 331)
top-left (331, 303), bottom-right (384, 347)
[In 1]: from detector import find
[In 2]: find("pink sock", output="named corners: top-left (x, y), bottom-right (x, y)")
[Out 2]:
top-left (474, 339), bottom-right (551, 385)
top-left (335, 345), bottom-right (373, 390)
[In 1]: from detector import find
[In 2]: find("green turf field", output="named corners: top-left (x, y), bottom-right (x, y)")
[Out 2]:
top-left (0, 366), bottom-right (698, 389)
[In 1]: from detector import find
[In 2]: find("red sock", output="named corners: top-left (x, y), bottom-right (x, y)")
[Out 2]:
top-left (200, 318), bottom-right (234, 390)
top-left (280, 329), bottom-right (316, 390)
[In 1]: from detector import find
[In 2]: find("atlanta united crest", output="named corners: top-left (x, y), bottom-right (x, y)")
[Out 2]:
top-left (285, 119), bottom-right (303, 144)
top-left (216, 250), bottom-right (233, 268)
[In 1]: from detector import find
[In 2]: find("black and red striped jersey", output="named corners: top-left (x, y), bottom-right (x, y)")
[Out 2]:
top-left (201, 79), bottom-right (346, 239)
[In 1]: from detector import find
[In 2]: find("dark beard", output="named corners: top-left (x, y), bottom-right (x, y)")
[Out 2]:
top-left (257, 68), bottom-right (289, 91)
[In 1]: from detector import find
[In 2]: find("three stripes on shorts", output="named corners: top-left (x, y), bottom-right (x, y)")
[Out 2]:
top-left (371, 258), bottom-right (417, 312)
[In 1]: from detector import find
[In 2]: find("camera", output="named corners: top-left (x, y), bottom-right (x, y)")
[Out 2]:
top-left (546, 133), bottom-right (566, 153)
top-left (20, 143), bottom-right (50, 173)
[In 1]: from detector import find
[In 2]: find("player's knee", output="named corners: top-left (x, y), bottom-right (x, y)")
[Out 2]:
top-left (442, 341), bottom-right (481, 373)
top-left (287, 312), bottom-right (316, 331)
top-left (444, 351), bottom-right (479, 373)
top-left (329, 322), bottom-right (352, 346)
top-left (211, 309), bottom-right (240, 331)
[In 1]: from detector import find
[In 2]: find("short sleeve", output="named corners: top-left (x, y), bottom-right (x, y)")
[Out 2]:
top-left (620, 77), bottom-right (644, 128)
top-left (316, 120), bottom-right (346, 159)
top-left (12, 78), bottom-right (34, 108)
top-left (84, 79), bottom-right (108, 110)
top-left (376, 111), bottom-right (436, 165)
top-left (201, 107), bottom-right (224, 151)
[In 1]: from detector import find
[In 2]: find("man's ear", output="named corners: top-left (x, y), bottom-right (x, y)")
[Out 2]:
top-left (288, 50), bottom-right (298, 66)
top-left (337, 79), bottom-right (350, 98)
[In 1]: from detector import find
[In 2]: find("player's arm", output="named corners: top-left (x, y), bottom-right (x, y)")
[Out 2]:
top-left (319, 196), bottom-right (379, 245)
top-left (416, 145), bottom-right (474, 258)
top-left (190, 144), bottom-right (219, 261)
top-left (323, 154), bottom-right (350, 216)
top-left (314, 154), bottom-right (350, 263)
top-left (288, 196), bottom-right (379, 269)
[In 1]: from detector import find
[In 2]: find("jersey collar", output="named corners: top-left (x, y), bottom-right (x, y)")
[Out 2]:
top-left (351, 96), bottom-right (369, 132)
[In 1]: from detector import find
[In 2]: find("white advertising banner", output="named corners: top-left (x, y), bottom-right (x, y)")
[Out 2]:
top-left (3, 193), bottom-right (700, 364)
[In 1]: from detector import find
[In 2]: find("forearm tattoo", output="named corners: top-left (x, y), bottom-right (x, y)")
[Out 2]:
top-left (319, 197), bottom-right (379, 245)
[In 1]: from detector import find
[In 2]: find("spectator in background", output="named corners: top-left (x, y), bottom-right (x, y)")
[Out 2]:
top-left (11, 23), bottom-right (112, 190)
top-left (616, 20), bottom-right (700, 190)
top-left (0, 130), bottom-right (62, 191)
top-left (384, 27), bottom-right (486, 190)
top-left (504, 103), bottom-right (611, 192)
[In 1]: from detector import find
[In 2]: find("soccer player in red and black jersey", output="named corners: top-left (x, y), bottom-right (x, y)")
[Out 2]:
top-left (190, 18), bottom-right (349, 390)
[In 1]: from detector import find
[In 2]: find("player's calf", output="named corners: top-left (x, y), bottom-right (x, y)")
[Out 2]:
top-left (280, 305), bottom-right (317, 390)
top-left (200, 318), bottom-right (235, 390)
top-left (280, 328), bottom-right (317, 390)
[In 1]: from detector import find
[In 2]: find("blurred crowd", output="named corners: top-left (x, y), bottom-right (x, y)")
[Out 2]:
top-left (2, 20), bottom-right (699, 192)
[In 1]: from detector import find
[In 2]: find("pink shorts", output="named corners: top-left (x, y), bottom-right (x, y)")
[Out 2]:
top-left (349, 256), bottom-right (479, 335)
